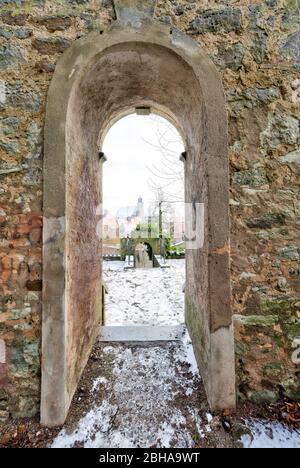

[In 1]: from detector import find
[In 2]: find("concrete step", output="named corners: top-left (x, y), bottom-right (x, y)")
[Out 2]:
top-left (154, 255), bottom-right (170, 268)
top-left (124, 256), bottom-right (135, 269)
top-left (98, 325), bottom-right (185, 342)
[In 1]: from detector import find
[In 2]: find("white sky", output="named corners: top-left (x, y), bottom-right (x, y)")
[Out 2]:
top-left (102, 114), bottom-right (185, 216)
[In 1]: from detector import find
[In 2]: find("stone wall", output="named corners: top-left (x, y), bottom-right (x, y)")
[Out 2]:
top-left (0, 0), bottom-right (299, 419)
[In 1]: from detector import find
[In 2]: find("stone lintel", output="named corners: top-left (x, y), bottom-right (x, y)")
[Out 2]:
top-left (113, 0), bottom-right (156, 27)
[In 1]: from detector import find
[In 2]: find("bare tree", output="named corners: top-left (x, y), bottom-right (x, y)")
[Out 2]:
top-left (145, 115), bottom-right (184, 204)
top-left (143, 116), bottom-right (185, 245)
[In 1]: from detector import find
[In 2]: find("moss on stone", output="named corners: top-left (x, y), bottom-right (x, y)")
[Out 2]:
top-left (234, 314), bottom-right (279, 327)
top-left (235, 340), bottom-right (249, 356)
top-left (263, 362), bottom-right (283, 379)
top-left (283, 321), bottom-right (300, 340)
top-left (268, 331), bottom-right (284, 347)
top-left (261, 298), bottom-right (296, 317)
top-left (250, 390), bottom-right (279, 404)
top-left (284, 387), bottom-right (300, 402)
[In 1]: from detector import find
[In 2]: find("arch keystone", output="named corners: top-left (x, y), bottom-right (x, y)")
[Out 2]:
top-left (113, 0), bottom-right (157, 26)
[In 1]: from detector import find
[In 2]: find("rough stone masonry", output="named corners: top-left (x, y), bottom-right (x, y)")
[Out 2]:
top-left (0, 0), bottom-right (299, 421)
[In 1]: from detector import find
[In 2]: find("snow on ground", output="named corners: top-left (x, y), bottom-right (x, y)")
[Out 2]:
top-left (52, 260), bottom-right (204, 448)
top-left (52, 334), bottom-right (202, 448)
top-left (241, 419), bottom-right (300, 448)
top-left (51, 260), bottom-right (300, 449)
top-left (103, 259), bottom-right (185, 326)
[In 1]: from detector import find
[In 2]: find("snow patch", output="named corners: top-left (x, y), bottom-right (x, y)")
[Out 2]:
top-left (52, 341), bottom-right (201, 448)
top-left (103, 259), bottom-right (185, 326)
top-left (91, 377), bottom-right (108, 393)
top-left (241, 419), bottom-right (300, 448)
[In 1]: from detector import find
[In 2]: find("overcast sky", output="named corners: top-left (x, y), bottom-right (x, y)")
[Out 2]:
top-left (102, 114), bottom-right (185, 216)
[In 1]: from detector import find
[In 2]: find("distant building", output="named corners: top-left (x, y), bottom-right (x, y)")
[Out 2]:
top-left (116, 197), bottom-right (145, 237)
top-left (102, 212), bottom-right (120, 255)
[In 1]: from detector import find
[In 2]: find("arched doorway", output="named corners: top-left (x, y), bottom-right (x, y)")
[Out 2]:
top-left (135, 243), bottom-right (153, 268)
top-left (42, 12), bottom-right (235, 426)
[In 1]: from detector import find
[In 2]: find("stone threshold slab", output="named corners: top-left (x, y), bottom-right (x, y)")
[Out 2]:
top-left (98, 325), bottom-right (185, 342)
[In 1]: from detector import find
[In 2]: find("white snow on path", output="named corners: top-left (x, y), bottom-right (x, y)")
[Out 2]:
top-left (241, 419), bottom-right (300, 448)
top-left (52, 259), bottom-right (199, 448)
top-left (52, 334), bottom-right (202, 448)
top-left (103, 259), bottom-right (185, 326)
top-left (51, 260), bottom-right (300, 449)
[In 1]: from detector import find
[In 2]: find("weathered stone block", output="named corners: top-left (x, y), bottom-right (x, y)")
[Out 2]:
top-left (212, 42), bottom-right (244, 71)
top-left (246, 213), bottom-right (286, 229)
top-left (158, 15), bottom-right (172, 25)
top-left (280, 149), bottom-right (300, 174)
top-left (1, 82), bottom-right (40, 112)
top-left (248, 4), bottom-right (266, 31)
top-left (255, 87), bottom-right (280, 104)
top-left (32, 37), bottom-right (71, 55)
top-left (283, 321), bottom-right (300, 340)
top-left (35, 15), bottom-right (72, 32)
top-left (281, 5), bottom-right (300, 31)
top-left (27, 122), bottom-right (42, 159)
top-left (0, 163), bottom-right (23, 176)
top-left (22, 163), bottom-right (42, 187)
top-left (14, 395), bottom-right (39, 418)
top-left (252, 31), bottom-right (268, 64)
top-left (0, 25), bottom-right (31, 38)
top-left (280, 30), bottom-right (300, 67)
top-left (0, 26), bottom-right (13, 38)
top-left (15, 28), bottom-right (32, 39)
top-left (189, 8), bottom-right (242, 34)
top-left (261, 297), bottom-right (296, 317)
top-left (11, 307), bottom-right (31, 321)
top-left (23, 341), bottom-right (39, 366)
top-left (227, 87), bottom-right (280, 113)
top-left (233, 168), bottom-right (268, 186)
top-left (35, 59), bottom-right (55, 73)
top-left (114, 0), bottom-right (156, 24)
top-left (1, 12), bottom-right (27, 26)
top-left (175, 5), bottom-right (184, 16)
top-left (277, 276), bottom-right (288, 292)
top-left (0, 139), bottom-right (19, 154)
top-left (260, 113), bottom-right (300, 150)
top-left (278, 246), bottom-right (300, 261)
top-left (0, 44), bottom-right (24, 70)
top-left (234, 314), bottom-right (279, 327)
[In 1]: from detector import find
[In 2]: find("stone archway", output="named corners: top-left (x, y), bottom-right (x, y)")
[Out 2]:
top-left (42, 2), bottom-right (235, 426)
top-left (120, 237), bottom-right (160, 260)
